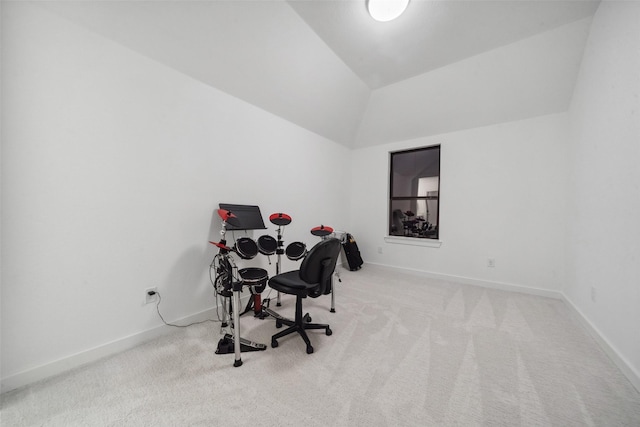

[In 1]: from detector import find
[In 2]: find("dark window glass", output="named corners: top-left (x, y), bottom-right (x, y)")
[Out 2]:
top-left (389, 146), bottom-right (440, 239)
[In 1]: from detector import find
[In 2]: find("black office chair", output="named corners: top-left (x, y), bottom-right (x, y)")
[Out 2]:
top-left (268, 238), bottom-right (341, 354)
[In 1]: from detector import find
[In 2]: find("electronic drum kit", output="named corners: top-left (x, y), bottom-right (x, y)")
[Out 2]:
top-left (209, 208), bottom-right (331, 367)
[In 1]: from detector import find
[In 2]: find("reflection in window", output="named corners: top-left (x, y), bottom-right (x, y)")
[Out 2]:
top-left (389, 146), bottom-right (440, 239)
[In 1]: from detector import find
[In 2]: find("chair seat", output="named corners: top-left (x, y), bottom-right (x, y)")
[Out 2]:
top-left (268, 271), bottom-right (315, 297)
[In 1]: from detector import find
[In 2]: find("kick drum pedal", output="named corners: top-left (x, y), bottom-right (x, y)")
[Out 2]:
top-left (215, 333), bottom-right (267, 354)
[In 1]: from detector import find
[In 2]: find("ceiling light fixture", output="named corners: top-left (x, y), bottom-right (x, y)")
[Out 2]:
top-left (367, 0), bottom-right (410, 22)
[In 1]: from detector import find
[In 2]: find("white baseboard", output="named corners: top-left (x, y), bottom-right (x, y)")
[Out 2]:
top-left (0, 298), bottom-right (248, 394)
top-left (561, 295), bottom-right (640, 393)
top-left (6, 265), bottom-right (638, 396)
top-left (365, 261), bottom-right (564, 299)
top-left (1, 321), bottom-right (173, 394)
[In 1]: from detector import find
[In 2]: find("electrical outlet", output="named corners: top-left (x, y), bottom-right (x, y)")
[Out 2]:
top-left (487, 258), bottom-right (495, 268)
top-left (591, 286), bottom-right (596, 302)
top-left (145, 287), bottom-right (158, 304)
top-left (377, 246), bottom-right (383, 254)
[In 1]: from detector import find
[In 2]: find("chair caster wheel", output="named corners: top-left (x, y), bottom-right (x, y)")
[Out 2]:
top-left (275, 321), bottom-right (282, 328)
top-left (306, 345), bottom-right (314, 354)
top-left (271, 339), bottom-right (278, 348)
top-left (326, 327), bottom-right (332, 336)
top-left (306, 316), bottom-right (312, 323)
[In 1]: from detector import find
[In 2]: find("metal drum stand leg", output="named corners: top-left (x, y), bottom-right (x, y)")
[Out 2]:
top-left (268, 213), bottom-right (293, 307)
top-left (216, 278), bottom-right (268, 365)
top-left (231, 280), bottom-right (243, 367)
top-left (211, 209), bottom-right (267, 366)
top-left (276, 236), bottom-right (282, 306)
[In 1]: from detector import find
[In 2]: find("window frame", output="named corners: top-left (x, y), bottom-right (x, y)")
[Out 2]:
top-left (388, 145), bottom-right (441, 241)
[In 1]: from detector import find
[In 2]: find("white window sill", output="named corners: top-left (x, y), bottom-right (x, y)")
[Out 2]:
top-left (384, 236), bottom-right (442, 248)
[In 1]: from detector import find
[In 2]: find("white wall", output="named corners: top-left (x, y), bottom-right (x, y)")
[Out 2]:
top-left (35, 0), bottom-right (371, 147)
top-left (1, 3), bottom-right (350, 390)
top-left (566, 1), bottom-right (640, 384)
top-left (350, 113), bottom-right (568, 295)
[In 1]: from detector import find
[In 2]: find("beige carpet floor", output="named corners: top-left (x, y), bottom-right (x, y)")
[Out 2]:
top-left (2, 264), bottom-right (640, 426)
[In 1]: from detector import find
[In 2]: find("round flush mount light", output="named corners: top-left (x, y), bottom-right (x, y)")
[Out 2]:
top-left (367, 0), bottom-right (410, 22)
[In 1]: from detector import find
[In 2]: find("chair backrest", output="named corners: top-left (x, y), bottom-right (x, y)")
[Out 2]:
top-left (299, 238), bottom-right (341, 297)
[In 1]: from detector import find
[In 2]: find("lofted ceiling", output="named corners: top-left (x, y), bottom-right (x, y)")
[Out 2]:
top-left (289, 0), bottom-right (600, 89)
top-left (35, 0), bottom-right (600, 148)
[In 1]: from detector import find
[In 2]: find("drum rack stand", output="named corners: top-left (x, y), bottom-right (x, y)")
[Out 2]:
top-left (261, 215), bottom-right (290, 319)
top-left (264, 213), bottom-right (290, 307)
top-left (214, 279), bottom-right (267, 363)
top-left (210, 209), bottom-right (266, 367)
top-left (212, 211), bottom-right (343, 366)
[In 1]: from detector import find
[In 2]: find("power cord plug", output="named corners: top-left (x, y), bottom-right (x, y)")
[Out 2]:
top-left (152, 289), bottom-right (220, 328)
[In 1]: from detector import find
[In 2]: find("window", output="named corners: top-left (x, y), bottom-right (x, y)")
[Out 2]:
top-left (389, 145), bottom-right (440, 239)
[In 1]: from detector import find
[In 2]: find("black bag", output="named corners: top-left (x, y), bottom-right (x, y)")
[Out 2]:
top-left (342, 233), bottom-right (363, 271)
